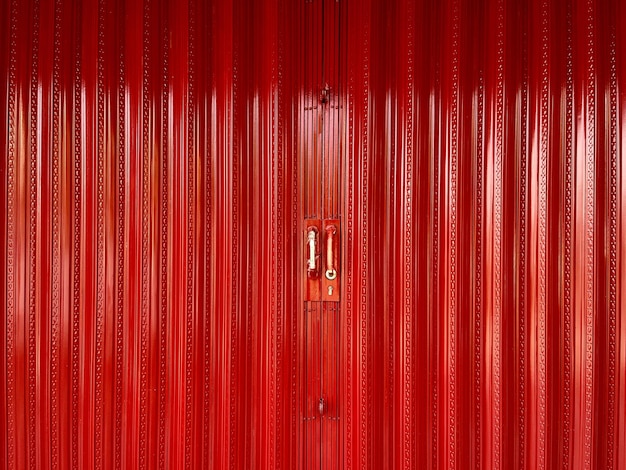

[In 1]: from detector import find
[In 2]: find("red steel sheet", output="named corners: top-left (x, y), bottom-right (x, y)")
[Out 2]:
top-left (1, 0), bottom-right (625, 468)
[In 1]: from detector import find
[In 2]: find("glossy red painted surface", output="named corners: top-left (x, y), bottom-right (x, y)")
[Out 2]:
top-left (1, 0), bottom-right (626, 468)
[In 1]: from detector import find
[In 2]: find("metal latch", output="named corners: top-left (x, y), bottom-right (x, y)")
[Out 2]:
top-left (304, 219), bottom-right (340, 301)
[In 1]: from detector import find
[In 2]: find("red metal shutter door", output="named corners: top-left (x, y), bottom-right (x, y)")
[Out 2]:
top-left (1, 0), bottom-right (625, 469)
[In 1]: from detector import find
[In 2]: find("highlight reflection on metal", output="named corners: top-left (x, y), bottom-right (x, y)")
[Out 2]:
top-left (307, 228), bottom-right (319, 273)
top-left (325, 225), bottom-right (337, 280)
top-left (1, 0), bottom-right (625, 468)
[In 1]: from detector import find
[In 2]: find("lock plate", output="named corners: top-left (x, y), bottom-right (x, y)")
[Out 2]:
top-left (304, 219), bottom-right (340, 301)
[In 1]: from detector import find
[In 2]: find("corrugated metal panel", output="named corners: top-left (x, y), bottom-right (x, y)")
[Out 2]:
top-left (1, 0), bottom-right (625, 468)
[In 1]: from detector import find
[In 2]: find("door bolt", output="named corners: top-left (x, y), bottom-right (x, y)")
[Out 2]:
top-left (320, 84), bottom-right (330, 103)
top-left (318, 397), bottom-right (326, 416)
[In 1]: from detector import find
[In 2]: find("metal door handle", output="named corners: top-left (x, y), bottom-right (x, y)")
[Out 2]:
top-left (307, 227), bottom-right (318, 275)
top-left (325, 225), bottom-right (337, 280)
